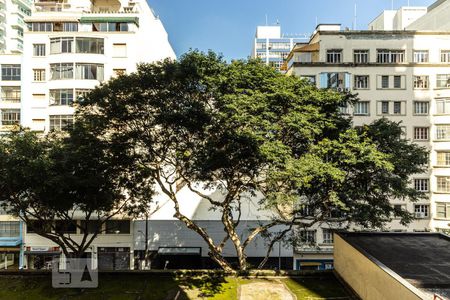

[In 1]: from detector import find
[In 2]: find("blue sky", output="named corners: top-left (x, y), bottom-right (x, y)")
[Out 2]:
top-left (148, 0), bottom-right (436, 60)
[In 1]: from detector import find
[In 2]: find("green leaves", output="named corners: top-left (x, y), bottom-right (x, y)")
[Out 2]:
top-left (75, 51), bottom-right (428, 234)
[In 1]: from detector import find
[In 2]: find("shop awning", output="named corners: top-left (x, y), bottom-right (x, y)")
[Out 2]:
top-left (300, 262), bottom-right (322, 266)
top-left (157, 247), bottom-right (201, 256)
top-left (24, 251), bottom-right (60, 255)
top-left (80, 16), bottom-right (139, 24)
top-left (0, 247), bottom-right (20, 252)
top-left (0, 238), bottom-right (21, 247)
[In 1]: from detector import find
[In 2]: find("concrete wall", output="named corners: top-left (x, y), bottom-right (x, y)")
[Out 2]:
top-left (334, 234), bottom-right (428, 300)
top-left (134, 220), bottom-right (292, 258)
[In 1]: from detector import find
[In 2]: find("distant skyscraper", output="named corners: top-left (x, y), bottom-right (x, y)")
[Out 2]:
top-left (251, 25), bottom-right (307, 72)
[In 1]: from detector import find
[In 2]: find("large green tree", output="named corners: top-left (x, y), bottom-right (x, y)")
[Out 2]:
top-left (0, 127), bottom-right (152, 258)
top-left (77, 51), bottom-right (428, 271)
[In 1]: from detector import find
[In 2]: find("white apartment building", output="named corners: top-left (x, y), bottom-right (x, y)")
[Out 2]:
top-left (0, 0), bottom-right (32, 133)
top-left (251, 25), bottom-right (307, 72)
top-left (21, 0), bottom-right (175, 133)
top-left (0, 0), bottom-right (176, 270)
top-left (286, 0), bottom-right (450, 270)
top-left (0, 0), bottom-right (31, 271)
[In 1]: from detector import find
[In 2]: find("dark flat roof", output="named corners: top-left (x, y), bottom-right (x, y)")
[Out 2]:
top-left (337, 232), bottom-right (450, 289)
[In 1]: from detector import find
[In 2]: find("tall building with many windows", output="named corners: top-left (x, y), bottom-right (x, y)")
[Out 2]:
top-left (21, 0), bottom-right (175, 133)
top-left (251, 25), bottom-right (307, 72)
top-left (0, 0), bottom-right (31, 271)
top-left (0, 0), bottom-right (175, 271)
top-left (286, 0), bottom-right (450, 270)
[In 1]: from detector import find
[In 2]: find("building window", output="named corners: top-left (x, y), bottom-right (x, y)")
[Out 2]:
top-left (0, 222), bottom-right (20, 238)
top-left (437, 152), bottom-right (450, 166)
top-left (414, 205), bottom-right (429, 218)
top-left (1, 109), bottom-right (20, 126)
top-left (381, 101), bottom-right (389, 114)
top-left (441, 50), bottom-right (450, 63)
top-left (300, 75), bottom-right (316, 85)
top-left (377, 49), bottom-right (405, 63)
top-left (378, 75), bottom-right (404, 89)
top-left (393, 76), bottom-right (402, 88)
top-left (31, 22), bottom-right (52, 32)
top-left (105, 220), bottom-right (130, 234)
top-left (437, 74), bottom-right (450, 88)
top-left (75, 89), bottom-right (92, 101)
top-left (414, 101), bottom-right (429, 115)
top-left (413, 50), bottom-right (429, 63)
top-left (354, 75), bottom-right (369, 89)
top-left (33, 69), bottom-right (46, 82)
top-left (33, 44), bottom-right (46, 56)
top-left (436, 202), bottom-right (450, 218)
top-left (49, 115), bottom-right (73, 131)
top-left (112, 43), bottom-right (127, 57)
top-left (414, 127), bottom-right (429, 140)
top-left (80, 220), bottom-right (102, 234)
top-left (354, 101), bottom-right (369, 116)
top-left (378, 101), bottom-right (404, 115)
top-left (50, 37), bottom-right (74, 54)
top-left (92, 22), bottom-right (129, 32)
top-left (322, 229), bottom-right (333, 244)
top-left (381, 75), bottom-right (389, 88)
top-left (50, 89), bottom-right (73, 106)
top-left (436, 125), bottom-right (450, 140)
top-left (54, 221), bottom-right (77, 234)
top-left (437, 177), bottom-right (450, 193)
top-left (353, 50), bottom-right (369, 63)
top-left (393, 101), bottom-right (401, 114)
top-left (75, 64), bottom-right (104, 81)
top-left (353, 101), bottom-right (369, 116)
top-left (414, 179), bottom-right (429, 192)
top-left (1, 87), bottom-right (20, 103)
top-left (326, 49), bottom-right (342, 63)
top-left (299, 230), bottom-right (316, 244)
top-left (75, 37), bottom-right (104, 54)
top-left (53, 22), bottom-right (78, 32)
top-left (413, 76), bottom-right (429, 89)
top-left (50, 63), bottom-right (74, 80)
top-left (1, 65), bottom-right (21, 81)
top-left (436, 99), bottom-right (450, 114)
top-left (319, 72), bottom-right (351, 90)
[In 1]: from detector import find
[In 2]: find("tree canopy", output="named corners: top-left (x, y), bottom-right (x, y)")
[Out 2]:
top-left (0, 127), bottom-right (152, 257)
top-left (74, 51), bottom-right (428, 271)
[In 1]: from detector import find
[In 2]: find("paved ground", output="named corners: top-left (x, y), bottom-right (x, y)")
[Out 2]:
top-left (239, 281), bottom-right (295, 300)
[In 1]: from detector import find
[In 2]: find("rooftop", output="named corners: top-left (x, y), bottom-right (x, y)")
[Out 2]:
top-left (337, 232), bottom-right (450, 298)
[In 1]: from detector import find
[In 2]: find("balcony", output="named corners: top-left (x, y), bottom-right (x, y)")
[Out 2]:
top-left (295, 244), bottom-right (334, 254)
top-left (33, 1), bottom-right (71, 12)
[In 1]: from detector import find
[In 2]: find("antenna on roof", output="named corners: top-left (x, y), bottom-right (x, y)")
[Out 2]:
top-left (353, 2), bottom-right (357, 30)
top-left (276, 19), bottom-right (280, 25)
top-left (265, 14), bottom-right (268, 26)
top-left (315, 16), bottom-right (318, 26)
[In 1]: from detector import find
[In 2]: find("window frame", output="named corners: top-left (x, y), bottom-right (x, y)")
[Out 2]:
top-left (326, 49), bottom-right (342, 64)
top-left (413, 75), bottom-right (429, 89)
top-left (353, 101), bottom-right (370, 116)
top-left (413, 50), bottom-right (429, 63)
top-left (353, 50), bottom-right (369, 64)
top-left (413, 101), bottom-right (429, 115)
top-left (354, 75), bottom-right (369, 89)
top-left (413, 127), bottom-right (429, 141)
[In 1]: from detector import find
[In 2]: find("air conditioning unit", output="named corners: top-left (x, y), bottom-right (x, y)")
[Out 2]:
top-left (415, 212), bottom-right (426, 219)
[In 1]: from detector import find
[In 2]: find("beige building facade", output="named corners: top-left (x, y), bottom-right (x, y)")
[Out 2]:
top-left (286, 0), bottom-right (450, 269)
